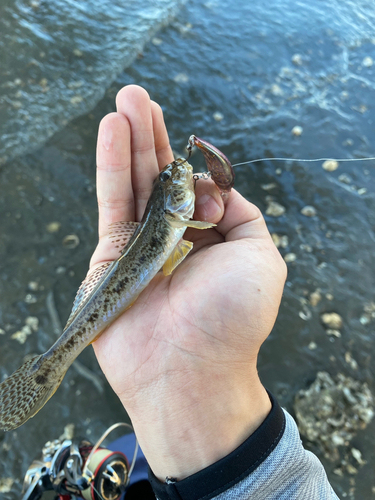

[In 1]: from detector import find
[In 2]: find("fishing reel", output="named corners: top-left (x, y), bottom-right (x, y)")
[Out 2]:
top-left (21, 423), bottom-right (138, 500)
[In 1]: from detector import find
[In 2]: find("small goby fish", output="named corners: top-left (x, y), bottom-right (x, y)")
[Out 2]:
top-left (0, 158), bottom-right (215, 431)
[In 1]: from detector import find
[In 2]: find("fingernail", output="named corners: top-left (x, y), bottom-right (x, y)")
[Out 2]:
top-left (102, 127), bottom-right (113, 151)
top-left (196, 193), bottom-right (222, 221)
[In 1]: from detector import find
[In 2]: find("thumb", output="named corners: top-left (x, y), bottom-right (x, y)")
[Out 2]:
top-left (193, 178), bottom-right (225, 223)
top-left (216, 189), bottom-right (273, 242)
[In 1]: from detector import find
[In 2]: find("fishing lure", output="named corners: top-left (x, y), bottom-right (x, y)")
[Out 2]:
top-left (187, 135), bottom-right (235, 202)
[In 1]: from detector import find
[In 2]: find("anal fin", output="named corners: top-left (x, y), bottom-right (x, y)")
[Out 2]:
top-left (163, 239), bottom-right (193, 276)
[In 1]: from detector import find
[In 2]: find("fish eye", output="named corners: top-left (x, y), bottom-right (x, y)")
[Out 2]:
top-left (159, 170), bottom-right (171, 182)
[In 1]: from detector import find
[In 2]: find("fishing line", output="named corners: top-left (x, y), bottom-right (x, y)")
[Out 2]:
top-left (92, 485), bottom-right (106, 500)
top-left (232, 156), bottom-right (375, 167)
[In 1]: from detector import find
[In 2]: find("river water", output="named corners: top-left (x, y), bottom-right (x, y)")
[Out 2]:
top-left (0, 0), bottom-right (374, 498)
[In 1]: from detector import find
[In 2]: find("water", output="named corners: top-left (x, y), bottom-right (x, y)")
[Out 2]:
top-left (0, 0), bottom-right (375, 498)
top-left (0, 0), bottom-right (184, 162)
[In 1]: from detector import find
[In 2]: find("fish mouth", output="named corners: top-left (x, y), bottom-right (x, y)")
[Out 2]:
top-left (171, 158), bottom-right (194, 188)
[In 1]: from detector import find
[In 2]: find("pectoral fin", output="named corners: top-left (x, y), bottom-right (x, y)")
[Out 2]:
top-left (163, 239), bottom-right (193, 276)
top-left (165, 214), bottom-right (216, 230)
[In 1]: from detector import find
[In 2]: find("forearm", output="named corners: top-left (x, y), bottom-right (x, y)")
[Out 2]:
top-left (147, 398), bottom-right (340, 500)
top-left (120, 366), bottom-right (271, 481)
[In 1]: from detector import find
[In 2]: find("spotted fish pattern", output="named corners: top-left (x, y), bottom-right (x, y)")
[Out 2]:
top-left (0, 158), bottom-right (215, 431)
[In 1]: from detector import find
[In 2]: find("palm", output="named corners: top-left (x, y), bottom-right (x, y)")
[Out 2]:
top-left (94, 229), bottom-right (283, 400)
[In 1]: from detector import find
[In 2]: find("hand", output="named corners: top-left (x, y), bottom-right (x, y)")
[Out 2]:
top-left (91, 85), bottom-right (287, 480)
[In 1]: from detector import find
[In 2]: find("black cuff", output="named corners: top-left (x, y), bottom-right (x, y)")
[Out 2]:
top-left (148, 392), bottom-right (285, 500)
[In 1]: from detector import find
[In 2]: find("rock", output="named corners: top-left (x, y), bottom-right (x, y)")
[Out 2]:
top-left (299, 308), bottom-right (311, 320)
top-left (73, 48), bottom-right (83, 57)
top-left (0, 478), bottom-right (14, 493)
top-left (338, 174), bottom-right (352, 184)
top-left (309, 290), bottom-right (322, 307)
top-left (345, 352), bottom-right (358, 370)
top-left (271, 233), bottom-right (289, 248)
top-left (292, 53), bottom-right (303, 65)
top-left (284, 253), bottom-right (297, 263)
top-left (11, 325), bottom-right (32, 344)
top-left (346, 463), bottom-right (358, 475)
top-left (25, 316), bottom-right (39, 332)
top-left (362, 56), bottom-right (373, 67)
top-left (46, 221), bottom-right (61, 233)
top-left (326, 329), bottom-right (341, 338)
top-left (10, 317), bottom-right (39, 344)
top-left (321, 312), bottom-right (343, 329)
top-left (62, 234), bottom-right (80, 249)
top-left (301, 205), bottom-right (317, 217)
top-left (266, 201), bottom-right (286, 217)
top-left (291, 125), bottom-right (303, 136)
top-left (322, 160), bottom-right (339, 171)
top-left (351, 448), bottom-right (366, 465)
top-left (24, 293), bottom-right (37, 304)
top-left (70, 95), bottom-right (83, 105)
top-left (173, 73), bottom-right (189, 83)
top-left (294, 372), bottom-right (374, 461)
top-left (360, 315), bottom-right (370, 325)
top-left (261, 183), bottom-right (277, 191)
top-left (28, 281), bottom-right (39, 291)
top-left (60, 423), bottom-right (75, 441)
top-left (213, 111), bottom-right (224, 121)
top-left (270, 84), bottom-right (283, 96)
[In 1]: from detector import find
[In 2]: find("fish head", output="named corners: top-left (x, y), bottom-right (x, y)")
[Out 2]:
top-left (158, 158), bottom-right (195, 218)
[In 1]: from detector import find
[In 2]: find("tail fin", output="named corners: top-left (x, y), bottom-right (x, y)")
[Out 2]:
top-left (0, 354), bottom-right (67, 431)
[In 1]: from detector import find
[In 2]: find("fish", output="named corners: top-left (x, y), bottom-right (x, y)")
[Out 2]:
top-left (0, 157), bottom-right (215, 431)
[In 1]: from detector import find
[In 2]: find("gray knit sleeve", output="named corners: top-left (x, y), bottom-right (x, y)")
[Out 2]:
top-left (149, 395), bottom-right (339, 500)
top-left (213, 410), bottom-right (339, 500)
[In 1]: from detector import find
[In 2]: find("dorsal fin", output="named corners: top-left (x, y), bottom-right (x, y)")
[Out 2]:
top-left (108, 221), bottom-right (140, 254)
top-left (63, 262), bottom-right (113, 331)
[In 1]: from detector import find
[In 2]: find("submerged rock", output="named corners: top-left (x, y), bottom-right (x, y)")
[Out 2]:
top-left (0, 478), bottom-right (14, 493)
top-left (291, 125), bottom-right (303, 136)
top-left (62, 234), bottom-right (80, 249)
top-left (309, 290), bottom-right (322, 307)
top-left (266, 201), bottom-right (286, 217)
top-left (322, 160), bottom-right (339, 171)
top-left (321, 312), bottom-right (343, 329)
top-left (301, 205), bottom-right (317, 217)
top-left (294, 371), bottom-right (374, 461)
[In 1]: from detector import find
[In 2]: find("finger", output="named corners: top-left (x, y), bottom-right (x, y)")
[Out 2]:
top-left (150, 101), bottom-right (174, 170)
top-left (96, 112), bottom-right (133, 238)
top-left (193, 178), bottom-right (224, 223)
top-left (216, 190), bottom-right (271, 242)
top-left (116, 85), bottom-right (159, 221)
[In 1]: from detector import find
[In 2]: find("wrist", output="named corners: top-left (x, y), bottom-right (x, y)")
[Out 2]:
top-left (122, 368), bottom-right (271, 481)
